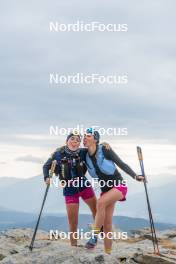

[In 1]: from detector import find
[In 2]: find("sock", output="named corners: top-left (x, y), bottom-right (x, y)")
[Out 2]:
top-left (92, 225), bottom-right (100, 237)
top-left (104, 248), bottom-right (112, 254)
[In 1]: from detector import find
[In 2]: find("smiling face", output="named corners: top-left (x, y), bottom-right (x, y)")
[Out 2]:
top-left (83, 133), bottom-right (96, 148)
top-left (67, 135), bottom-right (81, 151)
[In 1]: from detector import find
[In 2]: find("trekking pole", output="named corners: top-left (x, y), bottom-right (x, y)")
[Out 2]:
top-left (29, 160), bottom-right (57, 251)
top-left (137, 146), bottom-right (156, 252)
top-left (137, 146), bottom-right (160, 255)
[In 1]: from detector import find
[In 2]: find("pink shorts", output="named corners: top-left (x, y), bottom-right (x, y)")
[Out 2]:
top-left (65, 186), bottom-right (95, 204)
top-left (101, 185), bottom-right (128, 201)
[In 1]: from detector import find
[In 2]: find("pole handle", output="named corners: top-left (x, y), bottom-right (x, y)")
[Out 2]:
top-left (49, 160), bottom-right (57, 177)
top-left (137, 146), bottom-right (143, 161)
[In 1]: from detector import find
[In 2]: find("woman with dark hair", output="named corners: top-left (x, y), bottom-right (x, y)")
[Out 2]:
top-left (83, 127), bottom-right (144, 254)
top-left (43, 131), bottom-right (97, 247)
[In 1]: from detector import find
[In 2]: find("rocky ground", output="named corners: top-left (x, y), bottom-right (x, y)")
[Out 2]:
top-left (0, 227), bottom-right (176, 263)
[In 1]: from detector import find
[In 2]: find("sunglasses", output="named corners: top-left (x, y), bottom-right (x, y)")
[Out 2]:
top-left (72, 129), bottom-right (82, 139)
top-left (86, 128), bottom-right (94, 134)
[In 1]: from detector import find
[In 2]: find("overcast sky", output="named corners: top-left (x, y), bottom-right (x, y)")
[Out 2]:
top-left (0, 0), bottom-right (176, 185)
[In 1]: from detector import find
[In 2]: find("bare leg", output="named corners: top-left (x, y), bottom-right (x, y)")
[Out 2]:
top-left (85, 189), bottom-right (123, 249)
top-left (66, 203), bottom-right (79, 246)
top-left (95, 188), bottom-right (123, 230)
top-left (103, 202), bottom-right (115, 253)
top-left (84, 196), bottom-right (97, 219)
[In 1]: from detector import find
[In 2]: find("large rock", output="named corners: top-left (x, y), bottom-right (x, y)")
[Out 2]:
top-left (0, 228), bottom-right (176, 263)
top-left (133, 253), bottom-right (176, 264)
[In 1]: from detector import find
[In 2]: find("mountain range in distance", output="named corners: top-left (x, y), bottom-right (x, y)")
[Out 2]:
top-left (0, 175), bottom-right (175, 224)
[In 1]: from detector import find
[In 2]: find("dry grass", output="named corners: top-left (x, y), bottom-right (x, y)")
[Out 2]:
top-left (160, 239), bottom-right (176, 250)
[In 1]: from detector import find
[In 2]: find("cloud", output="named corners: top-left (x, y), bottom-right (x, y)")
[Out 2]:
top-left (0, 0), bottom-right (176, 145)
top-left (167, 165), bottom-right (176, 171)
top-left (15, 155), bottom-right (43, 164)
